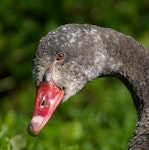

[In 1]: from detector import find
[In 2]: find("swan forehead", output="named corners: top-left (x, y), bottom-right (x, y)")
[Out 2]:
top-left (45, 24), bottom-right (101, 49)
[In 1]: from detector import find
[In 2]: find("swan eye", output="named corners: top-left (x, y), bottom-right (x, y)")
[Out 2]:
top-left (56, 52), bottom-right (65, 61)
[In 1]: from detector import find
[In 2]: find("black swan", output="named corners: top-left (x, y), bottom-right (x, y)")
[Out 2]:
top-left (28, 24), bottom-right (149, 149)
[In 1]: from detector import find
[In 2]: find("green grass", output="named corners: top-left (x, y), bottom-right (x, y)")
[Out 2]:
top-left (0, 78), bottom-right (136, 150)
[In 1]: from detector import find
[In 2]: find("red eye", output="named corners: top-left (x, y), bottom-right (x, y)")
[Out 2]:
top-left (56, 52), bottom-right (65, 60)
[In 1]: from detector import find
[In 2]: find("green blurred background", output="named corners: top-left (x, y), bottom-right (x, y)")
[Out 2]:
top-left (0, 0), bottom-right (149, 149)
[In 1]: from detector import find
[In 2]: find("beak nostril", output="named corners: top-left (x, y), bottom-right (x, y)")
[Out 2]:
top-left (40, 97), bottom-right (47, 107)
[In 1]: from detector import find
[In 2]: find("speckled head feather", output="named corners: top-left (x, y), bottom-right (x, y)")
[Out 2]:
top-left (33, 24), bottom-right (123, 100)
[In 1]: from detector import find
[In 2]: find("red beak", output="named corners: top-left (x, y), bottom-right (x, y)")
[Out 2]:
top-left (28, 79), bottom-right (64, 136)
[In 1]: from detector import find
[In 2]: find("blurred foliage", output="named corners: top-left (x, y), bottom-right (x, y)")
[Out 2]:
top-left (0, 0), bottom-right (149, 149)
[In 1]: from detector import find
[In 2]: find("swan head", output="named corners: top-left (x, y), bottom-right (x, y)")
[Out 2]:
top-left (28, 24), bottom-right (110, 136)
